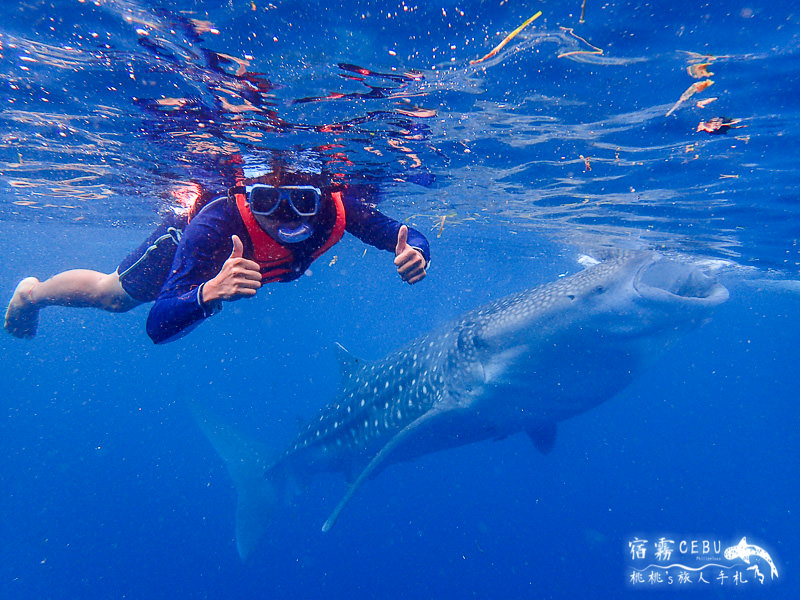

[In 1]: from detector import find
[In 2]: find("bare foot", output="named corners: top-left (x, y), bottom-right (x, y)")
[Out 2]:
top-left (4, 277), bottom-right (41, 339)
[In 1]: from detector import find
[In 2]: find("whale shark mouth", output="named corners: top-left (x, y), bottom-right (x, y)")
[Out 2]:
top-left (633, 256), bottom-right (729, 306)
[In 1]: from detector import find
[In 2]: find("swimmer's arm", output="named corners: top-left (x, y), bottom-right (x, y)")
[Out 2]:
top-left (146, 221), bottom-right (231, 344)
top-left (146, 287), bottom-right (213, 344)
top-left (342, 192), bottom-right (431, 264)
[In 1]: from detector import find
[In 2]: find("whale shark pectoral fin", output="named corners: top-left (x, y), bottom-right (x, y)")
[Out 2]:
top-left (527, 422), bottom-right (558, 454)
top-left (321, 408), bottom-right (444, 533)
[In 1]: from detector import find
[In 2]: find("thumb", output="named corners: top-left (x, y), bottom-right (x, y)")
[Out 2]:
top-left (395, 225), bottom-right (408, 255)
top-left (229, 234), bottom-right (244, 259)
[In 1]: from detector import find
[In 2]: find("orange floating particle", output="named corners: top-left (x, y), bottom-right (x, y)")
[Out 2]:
top-left (696, 117), bottom-right (744, 135)
top-left (695, 97), bottom-right (718, 108)
top-left (665, 79), bottom-right (714, 117)
top-left (694, 80), bottom-right (713, 92)
top-left (687, 62), bottom-right (714, 79)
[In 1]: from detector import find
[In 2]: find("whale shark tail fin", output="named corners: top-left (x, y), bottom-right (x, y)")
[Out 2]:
top-left (190, 404), bottom-right (284, 560)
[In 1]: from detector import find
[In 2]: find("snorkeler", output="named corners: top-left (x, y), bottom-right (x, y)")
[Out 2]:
top-left (4, 157), bottom-right (429, 343)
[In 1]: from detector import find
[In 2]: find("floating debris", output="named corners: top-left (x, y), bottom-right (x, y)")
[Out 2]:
top-left (470, 11), bottom-right (542, 65)
top-left (687, 62), bottom-right (714, 79)
top-left (695, 97), bottom-right (718, 108)
top-left (436, 215), bottom-right (446, 238)
top-left (557, 27), bottom-right (603, 59)
top-left (665, 79), bottom-right (713, 117)
top-left (696, 117), bottom-right (745, 135)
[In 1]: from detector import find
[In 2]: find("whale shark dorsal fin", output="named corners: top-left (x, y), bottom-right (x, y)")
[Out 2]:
top-left (335, 342), bottom-right (366, 383)
top-left (321, 408), bottom-right (444, 532)
top-left (527, 423), bottom-right (558, 454)
top-left (736, 536), bottom-right (748, 550)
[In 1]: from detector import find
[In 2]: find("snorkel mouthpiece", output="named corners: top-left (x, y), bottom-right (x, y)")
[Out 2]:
top-left (277, 223), bottom-right (313, 243)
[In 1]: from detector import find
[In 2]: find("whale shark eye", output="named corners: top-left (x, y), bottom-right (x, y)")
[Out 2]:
top-left (566, 294), bottom-right (575, 300)
top-left (594, 285), bottom-right (605, 294)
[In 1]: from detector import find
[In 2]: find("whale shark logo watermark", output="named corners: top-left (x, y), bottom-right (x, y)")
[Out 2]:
top-left (626, 535), bottom-right (779, 588)
top-left (723, 537), bottom-right (779, 582)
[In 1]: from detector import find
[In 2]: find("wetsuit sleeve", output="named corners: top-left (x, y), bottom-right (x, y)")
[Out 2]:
top-left (341, 191), bottom-right (431, 264)
top-left (146, 201), bottom-right (234, 344)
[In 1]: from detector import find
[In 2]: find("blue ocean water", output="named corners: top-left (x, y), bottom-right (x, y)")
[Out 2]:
top-left (1, 1), bottom-right (798, 598)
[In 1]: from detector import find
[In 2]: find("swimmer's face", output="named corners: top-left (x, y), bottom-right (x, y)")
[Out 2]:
top-left (253, 210), bottom-right (305, 237)
top-left (245, 164), bottom-right (329, 236)
top-left (249, 180), bottom-right (329, 244)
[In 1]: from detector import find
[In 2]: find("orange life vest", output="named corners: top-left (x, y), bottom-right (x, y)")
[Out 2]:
top-left (233, 187), bottom-right (346, 282)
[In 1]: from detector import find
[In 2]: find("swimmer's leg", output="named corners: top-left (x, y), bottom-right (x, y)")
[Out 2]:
top-left (4, 270), bottom-right (140, 339)
top-left (5, 277), bottom-right (41, 339)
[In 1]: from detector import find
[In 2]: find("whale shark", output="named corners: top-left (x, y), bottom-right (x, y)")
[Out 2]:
top-left (197, 252), bottom-right (728, 559)
top-left (724, 537), bottom-right (779, 580)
